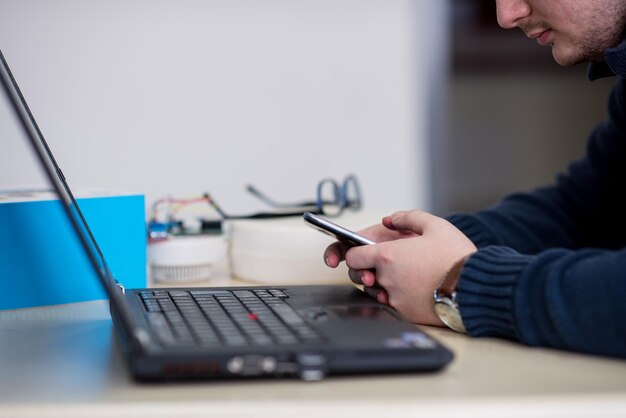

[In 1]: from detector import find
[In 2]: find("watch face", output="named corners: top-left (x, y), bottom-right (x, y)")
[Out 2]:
top-left (435, 302), bottom-right (466, 333)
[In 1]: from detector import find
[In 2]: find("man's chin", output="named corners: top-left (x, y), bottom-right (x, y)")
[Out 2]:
top-left (551, 47), bottom-right (587, 67)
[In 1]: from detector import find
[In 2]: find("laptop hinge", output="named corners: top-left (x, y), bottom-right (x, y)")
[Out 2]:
top-left (116, 282), bottom-right (126, 294)
top-left (108, 280), bottom-right (150, 353)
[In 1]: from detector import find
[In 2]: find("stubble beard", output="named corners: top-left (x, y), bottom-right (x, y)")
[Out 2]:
top-left (559, 4), bottom-right (626, 66)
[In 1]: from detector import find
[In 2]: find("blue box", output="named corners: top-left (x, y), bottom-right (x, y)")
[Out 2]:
top-left (0, 192), bottom-right (146, 310)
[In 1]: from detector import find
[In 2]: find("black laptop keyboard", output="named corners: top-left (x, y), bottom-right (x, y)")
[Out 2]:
top-left (139, 289), bottom-right (323, 348)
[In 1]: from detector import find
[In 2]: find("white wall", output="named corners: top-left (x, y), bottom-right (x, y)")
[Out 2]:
top-left (1, 0), bottom-right (448, 215)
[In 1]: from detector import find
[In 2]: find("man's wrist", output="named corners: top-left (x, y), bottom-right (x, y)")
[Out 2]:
top-left (433, 255), bottom-right (471, 333)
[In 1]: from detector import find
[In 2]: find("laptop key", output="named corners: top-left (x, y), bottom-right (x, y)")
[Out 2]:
top-left (276, 335), bottom-right (299, 345)
top-left (224, 337), bottom-right (248, 346)
top-left (269, 303), bottom-right (306, 326)
top-left (147, 312), bottom-right (176, 346)
top-left (169, 290), bottom-right (190, 297)
top-left (269, 289), bottom-right (289, 298)
top-left (198, 336), bottom-right (222, 347)
top-left (158, 300), bottom-right (176, 311)
top-left (250, 336), bottom-right (274, 345)
top-left (145, 303), bottom-right (162, 312)
top-left (190, 290), bottom-right (232, 297)
top-left (233, 290), bottom-right (255, 298)
top-left (144, 289), bottom-right (325, 348)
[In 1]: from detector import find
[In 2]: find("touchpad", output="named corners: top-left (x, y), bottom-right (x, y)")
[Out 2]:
top-left (329, 306), bottom-right (400, 321)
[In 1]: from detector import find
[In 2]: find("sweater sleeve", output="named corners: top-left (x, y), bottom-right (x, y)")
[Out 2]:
top-left (454, 246), bottom-right (626, 358)
top-left (443, 79), bottom-right (626, 358)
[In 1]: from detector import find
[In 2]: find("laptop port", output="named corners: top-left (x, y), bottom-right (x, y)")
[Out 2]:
top-left (227, 355), bottom-right (279, 376)
top-left (296, 353), bottom-right (328, 381)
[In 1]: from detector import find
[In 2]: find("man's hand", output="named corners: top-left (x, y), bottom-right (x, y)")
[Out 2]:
top-left (324, 210), bottom-right (477, 326)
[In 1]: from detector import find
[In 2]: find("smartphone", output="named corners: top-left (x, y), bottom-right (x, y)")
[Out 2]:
top-left (303, 212), bottom-right (376, 246)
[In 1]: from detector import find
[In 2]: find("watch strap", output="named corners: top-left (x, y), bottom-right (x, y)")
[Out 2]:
top-left (438, 255), bottom-right (470, 296)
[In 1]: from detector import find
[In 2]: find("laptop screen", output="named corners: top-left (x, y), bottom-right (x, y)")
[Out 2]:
top-left (0, 50), bottom-right (140, 341)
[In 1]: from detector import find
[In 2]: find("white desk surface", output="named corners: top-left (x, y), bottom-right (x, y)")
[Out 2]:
top-left (1, 269), bottom-right (626, 418)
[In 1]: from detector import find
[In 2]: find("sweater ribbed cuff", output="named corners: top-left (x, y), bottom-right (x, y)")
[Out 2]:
top-left (455, 246), bottom-right (534, 341)
top-left (446, 213), bottom-right (497, 249)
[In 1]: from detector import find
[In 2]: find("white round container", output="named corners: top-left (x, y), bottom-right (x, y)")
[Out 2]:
top-left (148, 234), bottom-right (227, 284)
top-left (227, 213), bottom-right (380, 284)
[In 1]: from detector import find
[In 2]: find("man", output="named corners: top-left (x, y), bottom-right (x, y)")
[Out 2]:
top-left (324, 0), bottom-right (626, 358)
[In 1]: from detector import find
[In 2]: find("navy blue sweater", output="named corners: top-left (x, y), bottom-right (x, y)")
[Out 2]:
top-left (447, 41), bottom-right (626, 359)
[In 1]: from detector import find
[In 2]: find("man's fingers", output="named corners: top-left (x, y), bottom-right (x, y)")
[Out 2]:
top-left (363, 286), bottom-right (388, 305)
top-left (324, 242), bottom-right (349, 267)
top-left (383, 210), bottom-right (436, 234)
top-left (344, 245), bottom-right (377, 271)
top-left (348, 269), bottom-right (376, 287)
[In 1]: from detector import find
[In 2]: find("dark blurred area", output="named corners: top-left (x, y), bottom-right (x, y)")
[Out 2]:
top-left (435, 0), bottom-right (615, 215)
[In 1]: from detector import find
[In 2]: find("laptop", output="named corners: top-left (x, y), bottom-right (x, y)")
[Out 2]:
top-left (0, 49), bottom-right (453, 381)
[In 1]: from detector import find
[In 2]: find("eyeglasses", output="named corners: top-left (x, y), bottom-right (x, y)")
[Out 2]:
top-left (246, 174), bottom-right (362, 218)
top-left (147, 175), bottom-right (363, 239)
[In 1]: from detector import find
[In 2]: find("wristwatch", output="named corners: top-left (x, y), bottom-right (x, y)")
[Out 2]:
top-left (433, 256), bottom-right (468, 333)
